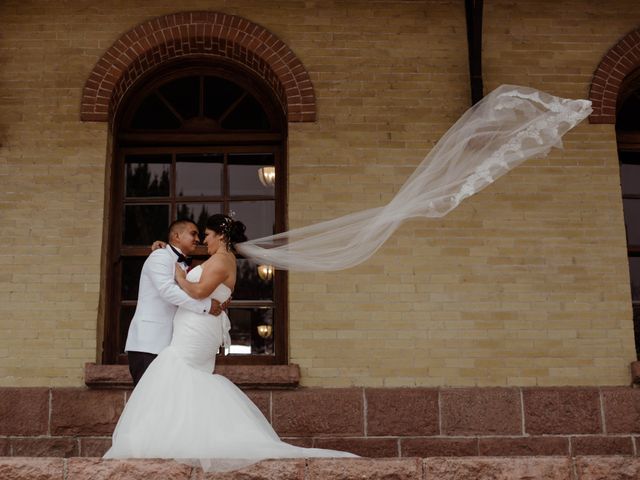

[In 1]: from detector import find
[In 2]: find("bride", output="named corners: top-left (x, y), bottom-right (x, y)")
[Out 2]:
top-left (103, 214), bottom-right (357, 470)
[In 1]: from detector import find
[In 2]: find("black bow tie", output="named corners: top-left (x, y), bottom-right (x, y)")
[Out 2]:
top-left (169, 245), bottom-right (193, 266)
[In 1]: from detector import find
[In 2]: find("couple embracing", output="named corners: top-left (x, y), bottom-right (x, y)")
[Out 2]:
top-left (104, 214), bottom-right (356, 471)
top-left (124, 215), bottom-right (238, 386)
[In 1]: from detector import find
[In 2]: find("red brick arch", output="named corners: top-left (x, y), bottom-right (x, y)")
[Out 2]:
top-left (589, 27), bottom-right (640, 124)
top-left (81, 11), bottom-right (316, 123)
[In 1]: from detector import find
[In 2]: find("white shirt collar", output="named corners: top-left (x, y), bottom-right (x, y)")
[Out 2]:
top-left (167, 243), bottom-right (184, 258)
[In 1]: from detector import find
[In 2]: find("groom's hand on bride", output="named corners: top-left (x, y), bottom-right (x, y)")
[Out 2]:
top-left (175, 264), bottom-right (187, 281)
top-left (151, 240), bottom-right (166, 251)
top-left (210, 298), bottom-right (231, 316)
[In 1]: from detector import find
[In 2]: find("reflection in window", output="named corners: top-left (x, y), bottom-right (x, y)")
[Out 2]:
top-left (229, 154), bottom-right (275, 195)
top-left (176, 154), bottom-right (224, 197)
top-left (121, 258), bottom-right (146, 300)
top-left (621, 164), bottom-right (640, 195)
top-left (228, 308), bottom-right (274, 355)
top-left (229, 201), bottom-right (275, 240)
top-left (123, 205), bottom-right (170, 245)
top-left (109, 67), bottom-right (285, 365)
top-left (177, 203), bottom-right (222, 235)
top-left (233, 258), bottom-right (274, 301)
top-left (630, 258), bottom-right (640, 301)
top-left (624, 199), bottom-right (640, 245)
top-left (119, 306), bottom-right (136, 356)
top-left (125, 156), bottom-right (171, 197)
top-left (618, 86), bottom-right (640, 360)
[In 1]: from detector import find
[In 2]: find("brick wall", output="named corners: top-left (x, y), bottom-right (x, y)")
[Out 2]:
top-left (0, 0), bottom-right (639, 387)
top-left (287, 0), bottom-right (640, 387)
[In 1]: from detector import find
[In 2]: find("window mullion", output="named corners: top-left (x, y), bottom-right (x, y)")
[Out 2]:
top-left (171, 152), bottom-right (177, 221)
top-left (224, 153), bottom-right (229, 214)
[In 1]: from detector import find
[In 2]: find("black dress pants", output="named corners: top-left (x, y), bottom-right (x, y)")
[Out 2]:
top-left (128, 351), bottom-right (158, 387)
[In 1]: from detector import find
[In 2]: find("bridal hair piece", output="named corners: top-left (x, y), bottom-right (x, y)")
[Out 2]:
top-left (207, 214), bottom-right (248, 254)
top-left (236, 85), bottom-right (592, 272)
top-left (219, 216), bottom-right (234, 239)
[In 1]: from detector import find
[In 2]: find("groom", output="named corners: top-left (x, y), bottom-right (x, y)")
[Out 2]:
top-left (125, 219), bottom-right (227, 386)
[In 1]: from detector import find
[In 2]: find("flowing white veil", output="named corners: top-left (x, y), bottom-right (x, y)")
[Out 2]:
top-left (236, 85), bottom-right (592, 271)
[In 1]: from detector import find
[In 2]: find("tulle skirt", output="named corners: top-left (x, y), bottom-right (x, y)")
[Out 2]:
top-left (103, 346), bottom-right (357, 471)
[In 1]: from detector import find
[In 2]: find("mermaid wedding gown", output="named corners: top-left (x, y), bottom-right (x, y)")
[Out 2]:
top-left (104, 265), bottom-right (356, 471)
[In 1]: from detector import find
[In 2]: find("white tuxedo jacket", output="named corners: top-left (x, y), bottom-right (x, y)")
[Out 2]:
top-left (125, 245), bottom-right (211, 354)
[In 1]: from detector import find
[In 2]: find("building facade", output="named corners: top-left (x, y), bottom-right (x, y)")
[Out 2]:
top-left (1, 0), bottom-right (640, 389)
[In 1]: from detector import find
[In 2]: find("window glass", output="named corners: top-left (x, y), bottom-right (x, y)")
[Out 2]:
top-left (233, 258), bottom-right (274, 301)
top-left (624, 199), bottom-right (640, 246)
top-left (131, 94), bottom-right (181, 129)
top-left (123, 205), bottom-right (170, 245)
top-left (119, 306), bottom-right (136, 354)
top-left (222, 94), bottom-right (270, 130)
top-left (159, 76), bottom-right (200, 120)
top-left (227, 307), bottom-right (274, 355)
top-left (176, 154), bottom-right (224, 197)
top-left (629, 257), bottom-right (640, 301)
top-left (125, 155), bottom-right (171, 197)
top-left (621, 162), bottom-right (640, 196)
top-left (228, 154), bottom-right (275, 196)
top-left (203, 76), bottom-right (244, 119)
top-left (111, 69), bottom-right (285, 364)
top-left (177, 203), bottom-right (223, 234)
top-left (229, 200), bottom-right (275, 240)
top-left (618, 95), bottom-right (640, 130)
top-left (121, 258), bottom-right (146, 301)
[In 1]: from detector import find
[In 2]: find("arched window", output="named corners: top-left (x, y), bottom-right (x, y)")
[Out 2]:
top-left (617, 68), bottom-right (640, 359)
top-left (104, 60), bottom-right (287, 366)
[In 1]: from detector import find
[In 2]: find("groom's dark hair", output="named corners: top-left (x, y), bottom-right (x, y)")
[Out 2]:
top-left (168, 219), bottom-right (197, 241)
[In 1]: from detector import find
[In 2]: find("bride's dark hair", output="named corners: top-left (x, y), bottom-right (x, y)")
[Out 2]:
top-left (206, 214), bottom-right (247, 253)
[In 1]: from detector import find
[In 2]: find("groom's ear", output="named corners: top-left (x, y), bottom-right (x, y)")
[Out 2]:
top-left (168, 229), bottom-right (178, 242)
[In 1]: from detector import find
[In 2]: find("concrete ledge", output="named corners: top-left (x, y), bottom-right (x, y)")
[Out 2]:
top-left (1, 456), bottom-right (640, 479)
top-left (84, 363), bottom-right (300, 389)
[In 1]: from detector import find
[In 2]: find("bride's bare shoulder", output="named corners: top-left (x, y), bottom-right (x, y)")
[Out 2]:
top-left (201, 252), bottom-right (235, 272)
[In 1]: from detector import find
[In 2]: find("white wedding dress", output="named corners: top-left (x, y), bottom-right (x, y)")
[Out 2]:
top-left (104, 265), bottom-right (356, 471)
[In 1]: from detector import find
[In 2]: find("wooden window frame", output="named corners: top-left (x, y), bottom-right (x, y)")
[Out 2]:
top-left (102, 62), bottom-right (288, 366)
top-left (619, 133), bottom-right (640, 360)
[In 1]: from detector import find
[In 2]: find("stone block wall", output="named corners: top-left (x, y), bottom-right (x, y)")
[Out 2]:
top-left (4, 457), bottom-right (640, 480)
top-left (1, 386), bottom-right (639, 459)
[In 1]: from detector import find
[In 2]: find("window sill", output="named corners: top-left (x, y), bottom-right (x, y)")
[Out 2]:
top-left (84, 362), bottom-right (300, 389)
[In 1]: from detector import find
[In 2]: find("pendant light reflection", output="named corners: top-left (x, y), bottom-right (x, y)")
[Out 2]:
top-left (258, 166), bottom-right (276, 187)
top-left (257, 264), bottom-right (274, 281)
top-left (257, 324), bottom-right (273, 339)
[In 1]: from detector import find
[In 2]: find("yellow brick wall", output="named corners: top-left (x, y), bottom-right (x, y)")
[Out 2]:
top-left (0, 0), bottom-right (638, 387)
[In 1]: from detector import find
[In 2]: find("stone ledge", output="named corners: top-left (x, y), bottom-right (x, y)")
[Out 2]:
top-left (1, 456), bottom-right (639, 479)
top-left (3, 434), bottom-right (639, 459)
top-left (5, 385), bottom-right (640, 440)
top-left (84, 363), bottom-right (300, 389)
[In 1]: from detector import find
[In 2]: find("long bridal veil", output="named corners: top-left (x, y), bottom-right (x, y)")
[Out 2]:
top-left (236, 85), bottom-right (592, 271)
